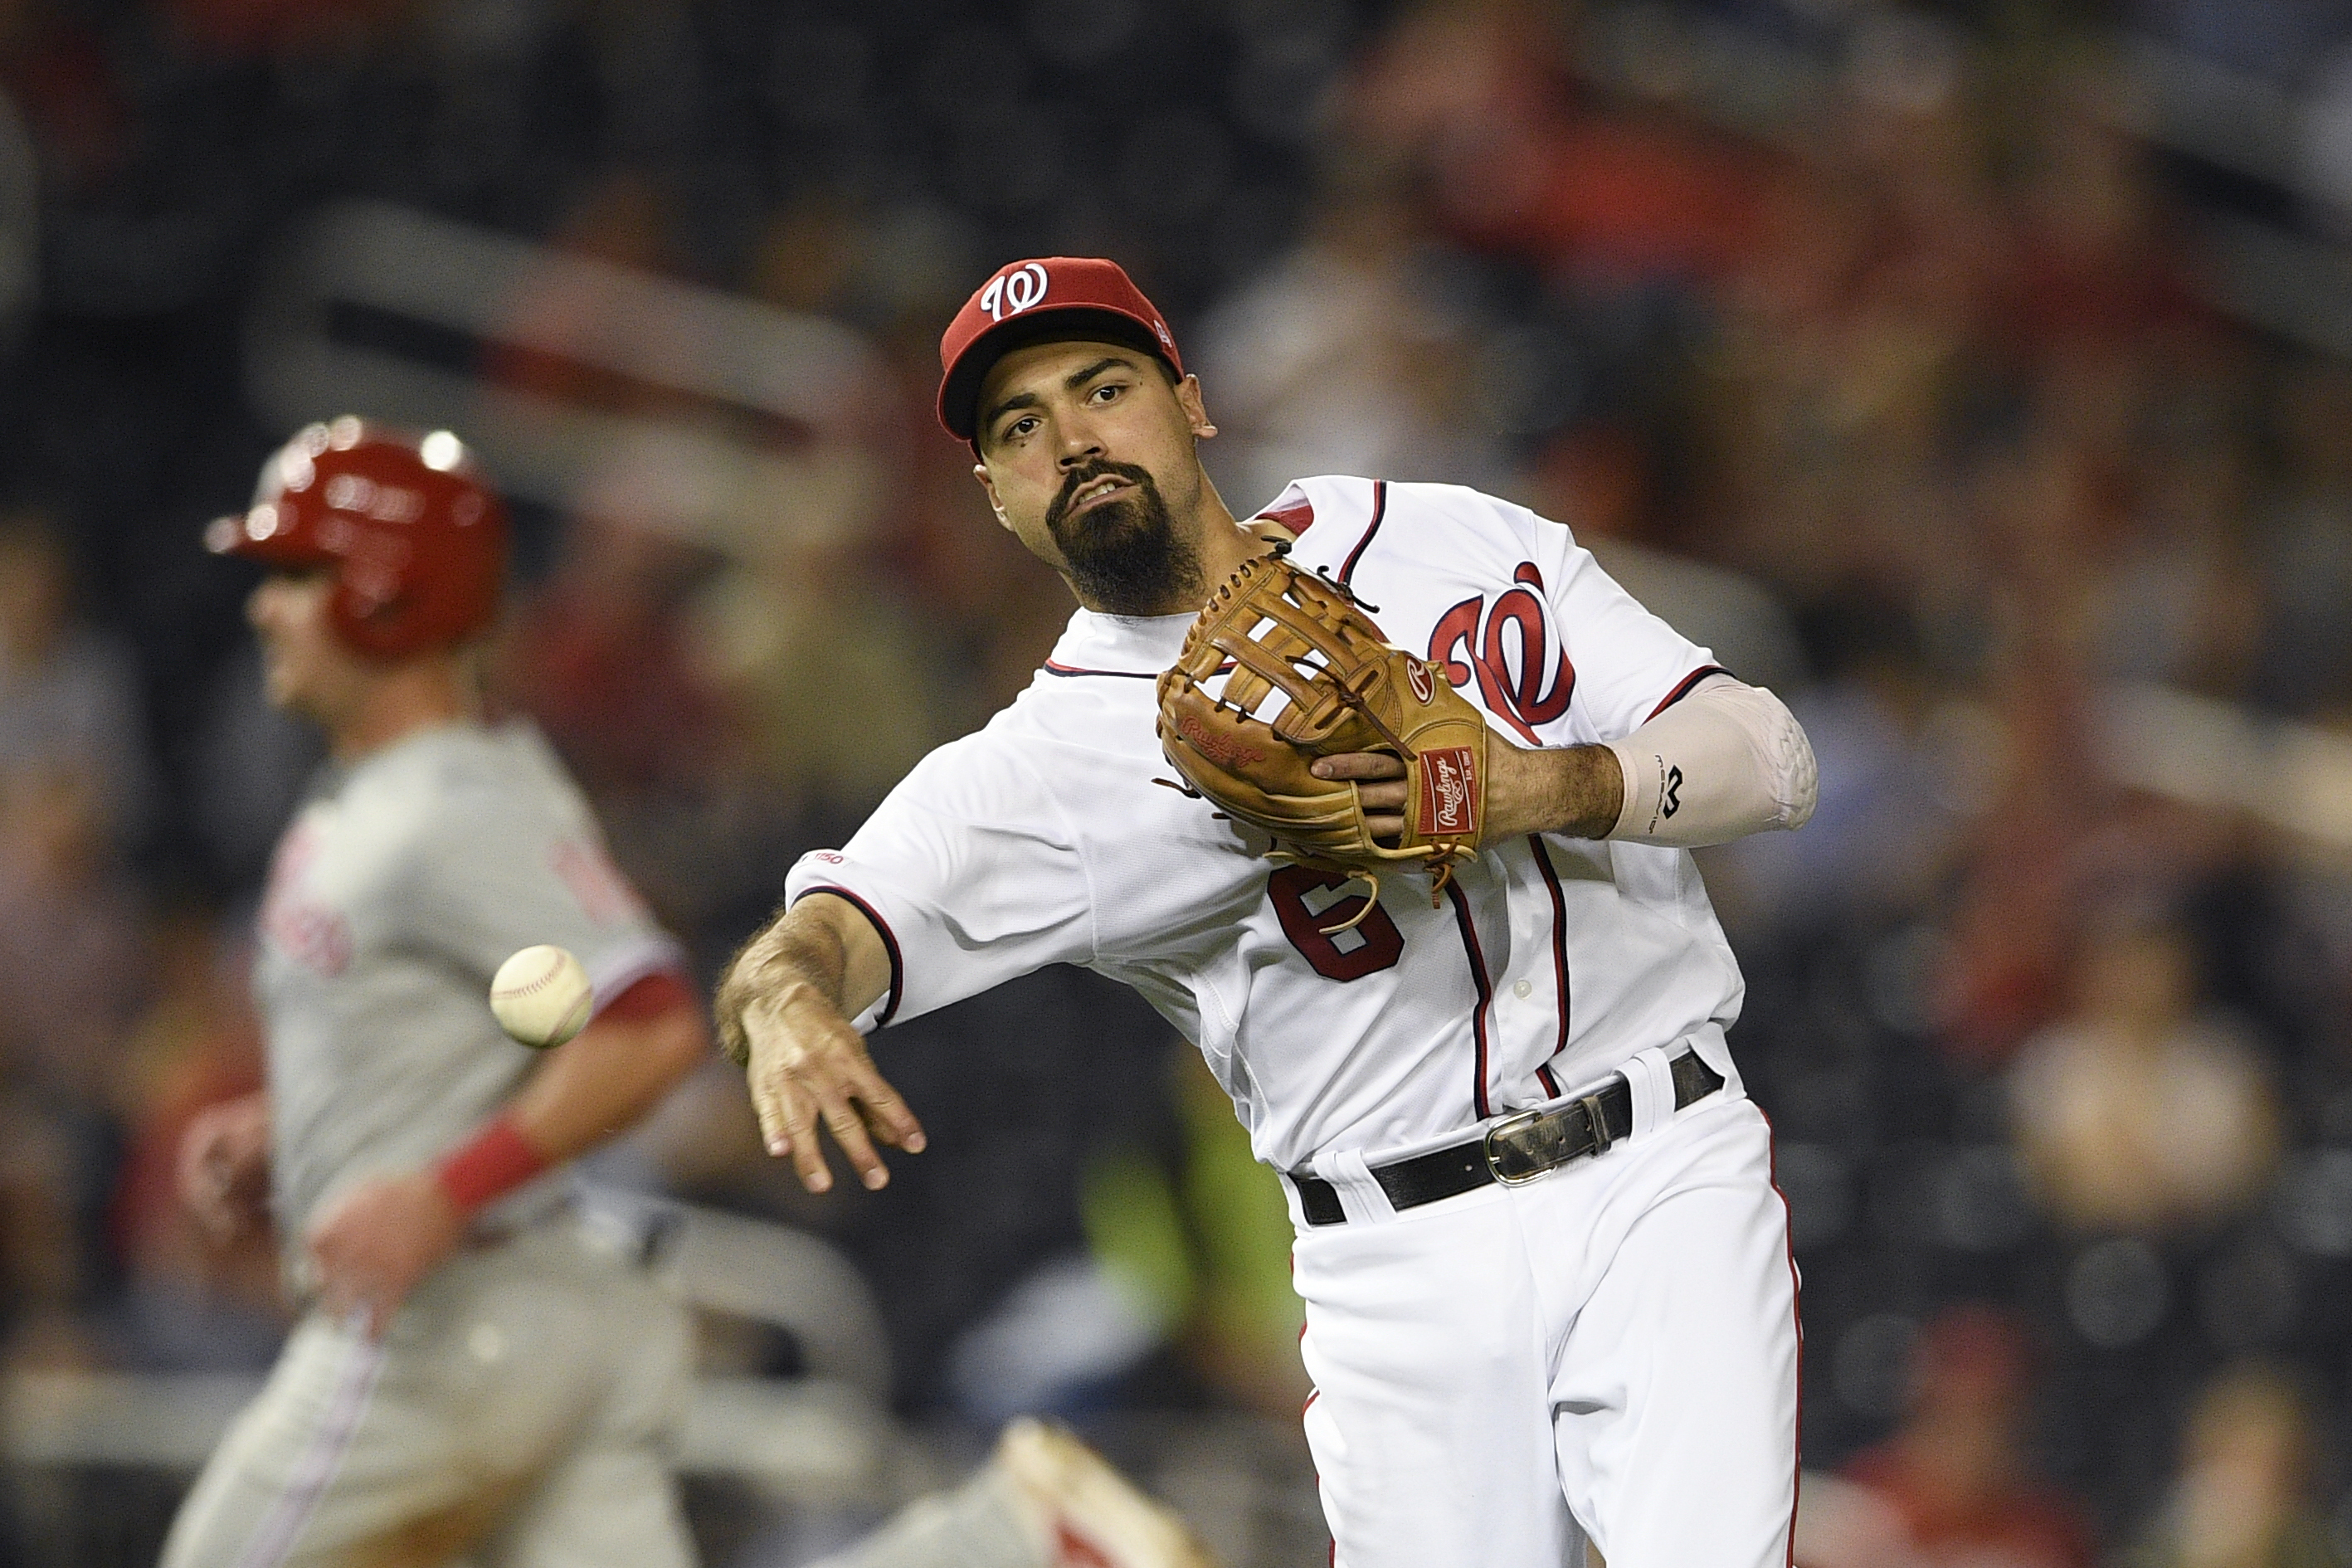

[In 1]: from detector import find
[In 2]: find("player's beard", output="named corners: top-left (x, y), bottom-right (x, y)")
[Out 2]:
top-left (1045, 460), bottom-right (1205, 616)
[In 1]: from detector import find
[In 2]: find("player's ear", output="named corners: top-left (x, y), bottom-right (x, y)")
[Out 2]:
top-left (972, 463), bottom-right (1014, 531)
top-left (1177, 375), bottom-right (1217, 440)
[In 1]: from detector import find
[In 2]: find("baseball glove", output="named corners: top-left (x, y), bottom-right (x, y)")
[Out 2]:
top-left (1156, 550), bottom-right (1491, 925)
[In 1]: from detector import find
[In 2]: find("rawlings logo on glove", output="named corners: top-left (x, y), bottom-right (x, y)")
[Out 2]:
top-left (1155, 551), bottom-right (1492, 928)
top-left (1420, 747), bottom-right (1478, 835)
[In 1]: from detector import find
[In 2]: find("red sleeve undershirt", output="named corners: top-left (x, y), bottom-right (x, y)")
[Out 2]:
top-left (435, 968), bottom-right (698, 1214)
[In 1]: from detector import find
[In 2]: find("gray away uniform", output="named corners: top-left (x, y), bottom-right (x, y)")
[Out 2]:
top-left (163, 721), bottom-right (698, 1568)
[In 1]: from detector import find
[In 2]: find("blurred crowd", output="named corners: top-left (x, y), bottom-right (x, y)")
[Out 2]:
top-left (7, 0), bottom-right (2352, 1562)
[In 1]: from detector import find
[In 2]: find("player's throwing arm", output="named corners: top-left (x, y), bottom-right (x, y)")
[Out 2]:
top-left (718, 892), bottom-right (925, 1192)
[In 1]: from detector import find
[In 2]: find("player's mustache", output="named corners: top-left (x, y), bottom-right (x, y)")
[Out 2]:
top-left (1045, 460), bottom-right (1157, 533)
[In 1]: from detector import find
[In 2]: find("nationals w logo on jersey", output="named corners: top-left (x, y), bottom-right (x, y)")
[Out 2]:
top-left (1427, 562), bottom-right (1575, 745)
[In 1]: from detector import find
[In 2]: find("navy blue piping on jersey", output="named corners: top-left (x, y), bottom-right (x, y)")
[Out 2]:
top-left (1337, 480), bottom-right (1390, 587)
top-left (1444, 879), bottom-right (1497, 1120)
top-left (1530, 834), bottom-right (1571, 1099)
top-left (794, 884), bottom-right (904, 1025)
top-left (1646, 664), bottom-right (1731, 721)
top-left (1041, 659), bottom-right (1235, 679)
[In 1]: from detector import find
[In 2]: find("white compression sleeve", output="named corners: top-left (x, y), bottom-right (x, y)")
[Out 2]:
top-left (1603, 676), bottom-right (1818, 847)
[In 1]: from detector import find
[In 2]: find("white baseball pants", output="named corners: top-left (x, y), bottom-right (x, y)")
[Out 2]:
top-left (1291, 1093), bottom-right (1799, 1568)
top-left (161, 1223), bottom-right (695, 1568)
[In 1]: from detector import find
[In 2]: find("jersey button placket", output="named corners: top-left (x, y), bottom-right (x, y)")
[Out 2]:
top-left (1512, 978), bottom-right (1533, 1000)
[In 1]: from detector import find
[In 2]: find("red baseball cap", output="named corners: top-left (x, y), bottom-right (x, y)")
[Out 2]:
top-left (937, 256), bottom-right (1183, 443)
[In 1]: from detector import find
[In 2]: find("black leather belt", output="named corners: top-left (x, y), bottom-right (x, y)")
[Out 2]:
top-left (1289, 1051), bottom-right (1725, 1226)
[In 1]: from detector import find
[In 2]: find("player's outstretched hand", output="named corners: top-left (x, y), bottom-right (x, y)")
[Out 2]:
top-left (178, 1091), bottom-right (273, 1244)
top-left (737, 981), bottom-right (923, 1195)
top-left (303, 1171), bottom-right (466, 1338)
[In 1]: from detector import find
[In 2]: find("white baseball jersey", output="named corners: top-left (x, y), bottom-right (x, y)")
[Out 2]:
top-left (253, 718), bottom-right (684, 1265)
top-left (783, 475), bottom-right (1742, 1172)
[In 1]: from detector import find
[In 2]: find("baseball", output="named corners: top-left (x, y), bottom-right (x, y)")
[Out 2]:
top-left (489, 945), bottom-right (594, 1049)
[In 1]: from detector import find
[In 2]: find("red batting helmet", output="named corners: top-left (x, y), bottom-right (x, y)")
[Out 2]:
top-left (937, 256), bottom-right (1183, 443)
top-left (205, 417), bottom-right (509, 659)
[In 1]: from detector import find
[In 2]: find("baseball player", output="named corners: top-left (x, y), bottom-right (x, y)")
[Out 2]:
top-left (163, 419), bottom-right (709, 1568)
top-left (718, 257), bottom-right (1818, 1568)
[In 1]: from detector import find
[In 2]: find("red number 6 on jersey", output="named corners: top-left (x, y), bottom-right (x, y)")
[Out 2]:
top-left (1269, 867), bottom-right (1405, 981)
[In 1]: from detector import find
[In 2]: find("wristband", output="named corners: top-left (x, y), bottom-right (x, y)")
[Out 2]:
top-left (433, 1113), bottom-right (550, 1215)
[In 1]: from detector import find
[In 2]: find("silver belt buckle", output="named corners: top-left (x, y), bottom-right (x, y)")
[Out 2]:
top-left (1483, 1108), bottom-right (1557, 1186)
top-left (1484, 1089), bottom-right (1619, 1186)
